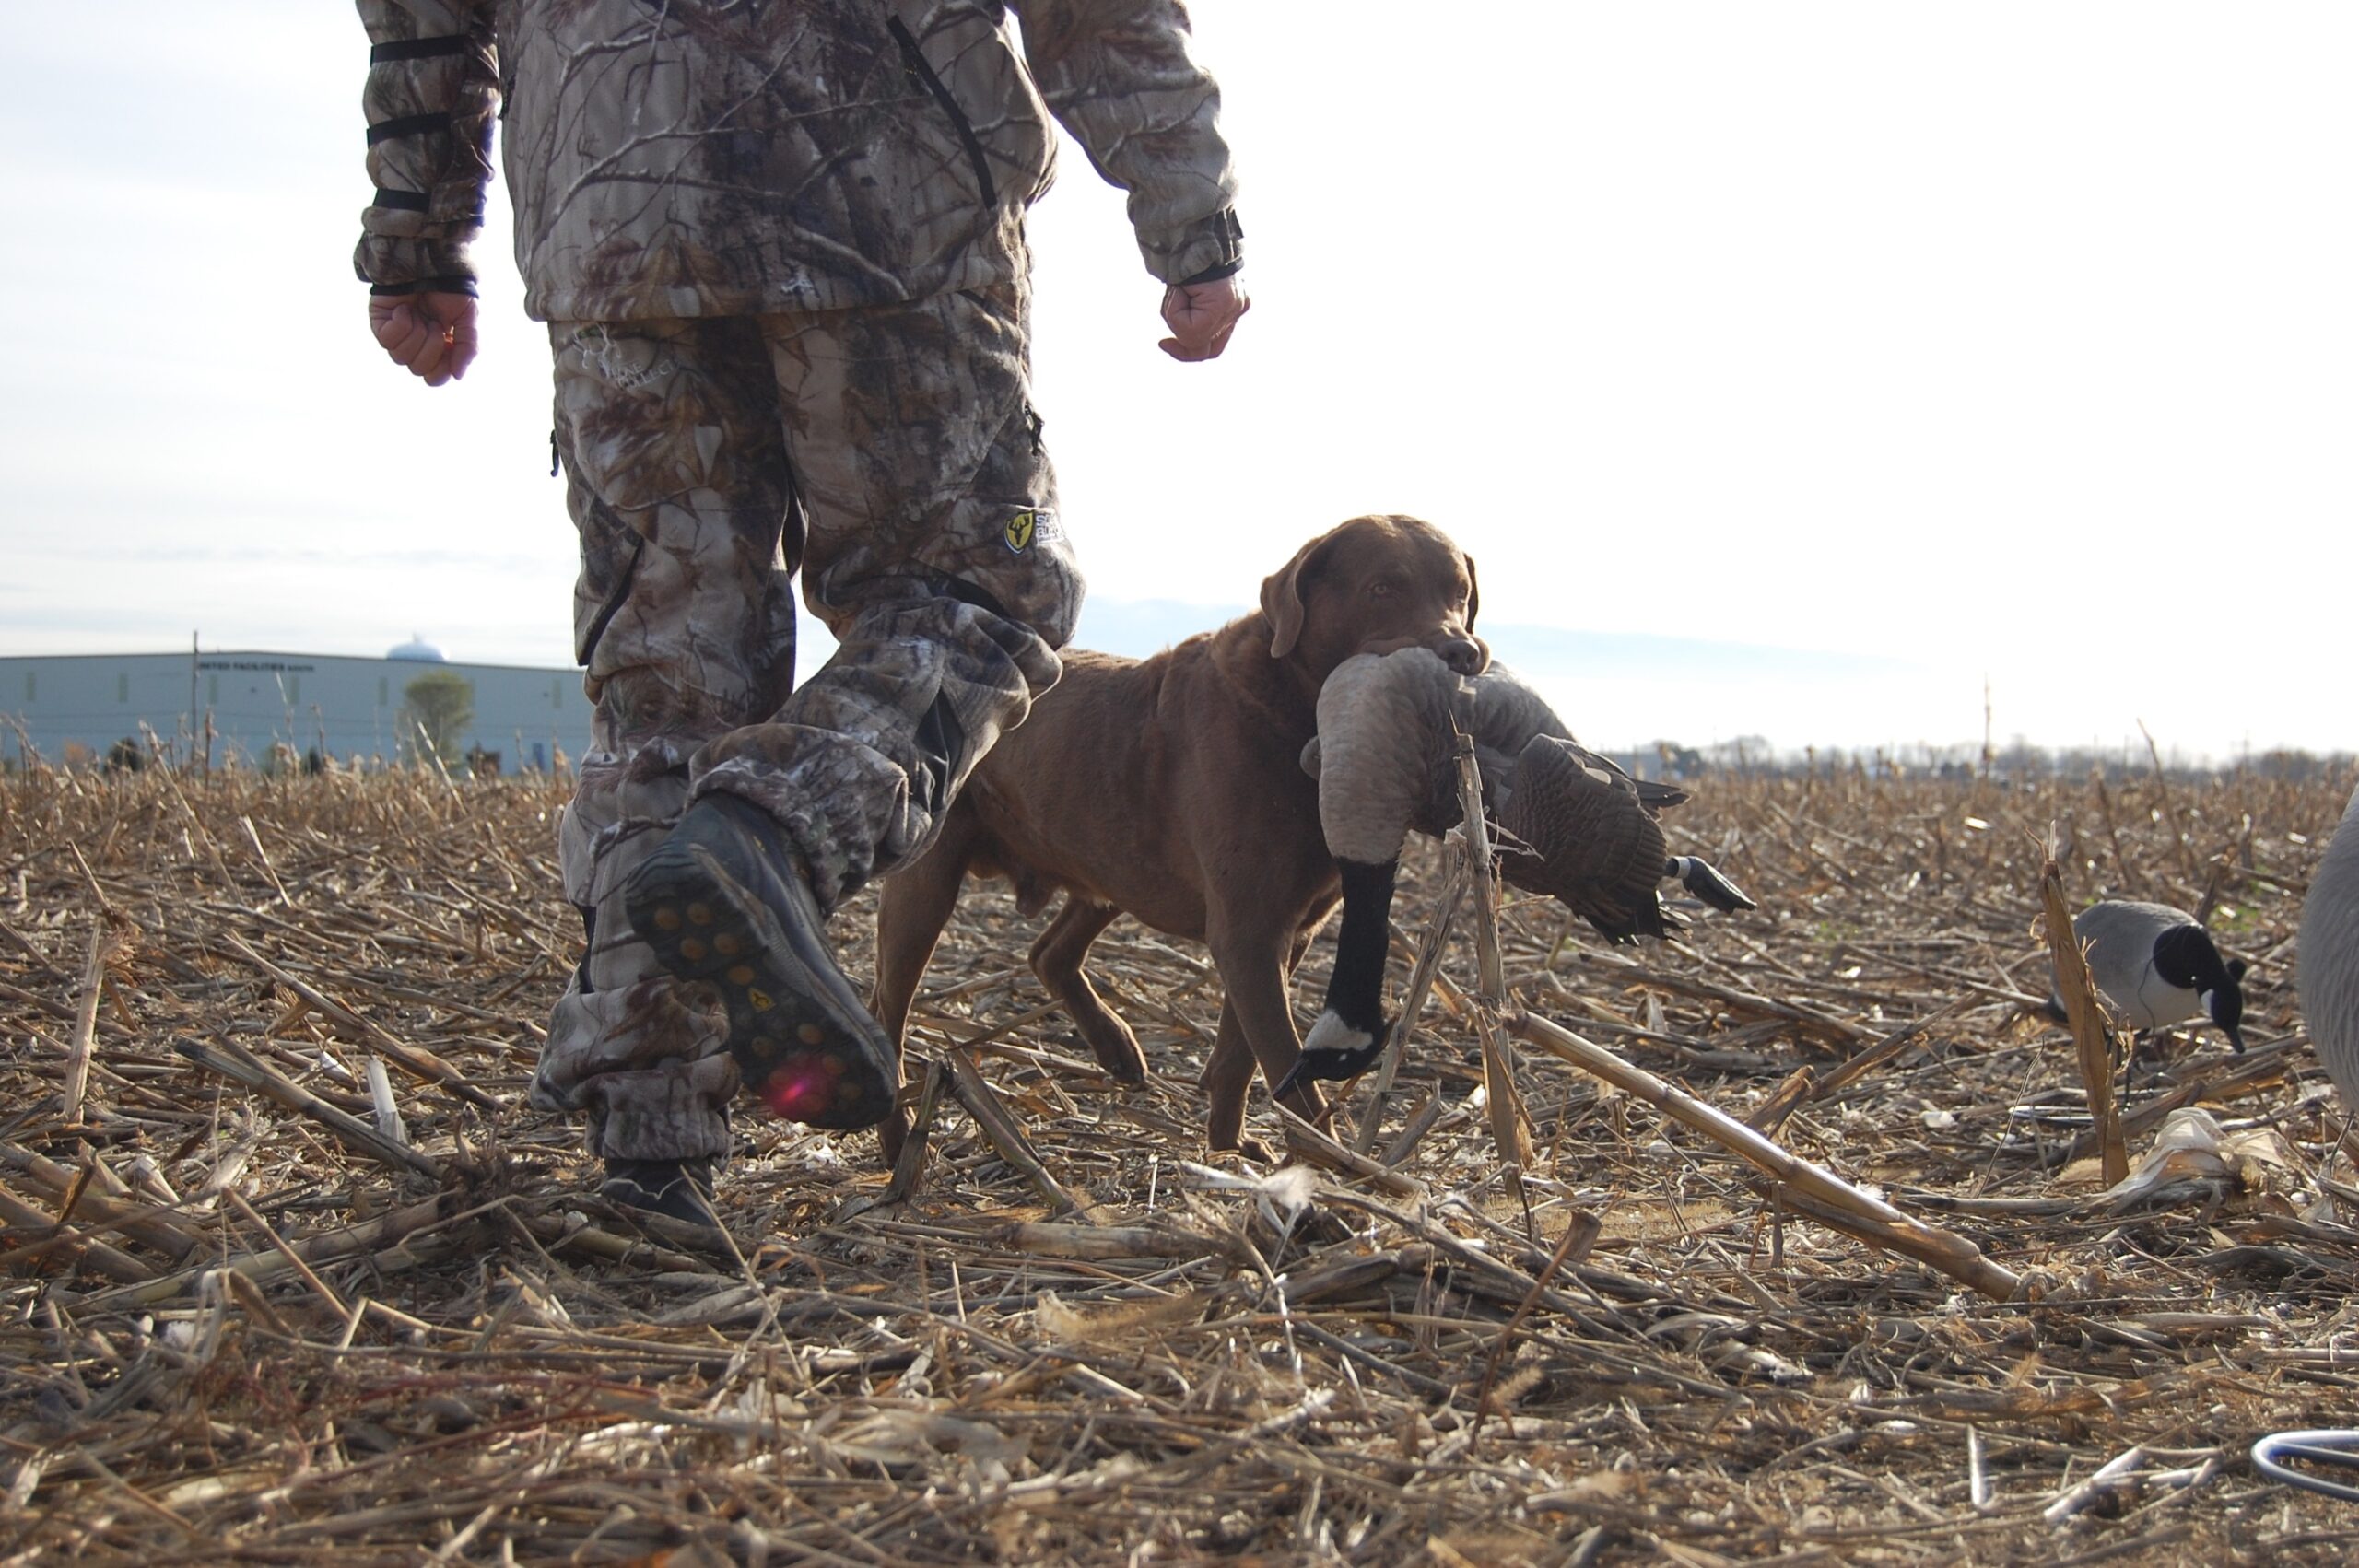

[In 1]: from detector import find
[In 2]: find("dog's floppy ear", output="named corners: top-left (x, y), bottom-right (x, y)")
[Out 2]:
top-left (1261, 532), bottom-right (1332, 659)
top-left (1463, 553), bottom-right (1480, 631)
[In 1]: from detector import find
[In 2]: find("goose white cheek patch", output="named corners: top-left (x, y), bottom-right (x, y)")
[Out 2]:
top-left (1303, 1009), bottom-right (1376, 1059)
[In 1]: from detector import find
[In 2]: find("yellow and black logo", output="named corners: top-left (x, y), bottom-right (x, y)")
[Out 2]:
top-left (1003, 509), bottom-right (1038, 554)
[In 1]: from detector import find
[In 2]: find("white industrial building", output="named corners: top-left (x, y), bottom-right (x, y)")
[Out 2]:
top-left (0, 640), bottom-right (593, 775)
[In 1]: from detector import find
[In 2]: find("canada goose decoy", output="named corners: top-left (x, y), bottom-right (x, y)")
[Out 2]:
top-left (1277, 652), bottom-right (1756, 1095)
top-left (2299, 784), bottom-right (2359, 1103)
top-left (2046, 898), bottom-right (2247, 1054)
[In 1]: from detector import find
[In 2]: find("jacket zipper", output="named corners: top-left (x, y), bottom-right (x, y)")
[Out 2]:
top-left (886, 17), bottom-right (998, 206)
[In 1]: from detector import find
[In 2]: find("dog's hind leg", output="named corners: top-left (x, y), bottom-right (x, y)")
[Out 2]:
top-left (870, 806), bottom-right (979, 1163)
top-left (1029, 896), bottom-right (1149, 1082)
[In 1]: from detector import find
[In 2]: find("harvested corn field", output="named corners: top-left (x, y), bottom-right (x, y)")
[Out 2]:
top-left (4, 761), bottom-right (2358, 1565)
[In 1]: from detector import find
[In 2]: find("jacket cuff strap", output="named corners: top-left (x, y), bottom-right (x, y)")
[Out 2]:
top-left (368, 276), bottom-right (479, 298)
top-left (370, 35), bottom-right (475, 64)
top-left (1152, 207), bottom-right (1244, 286)
top-left (1179, 257), bottom-right (1244, 286)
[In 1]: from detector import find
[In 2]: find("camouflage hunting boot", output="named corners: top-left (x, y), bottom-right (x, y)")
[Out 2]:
top-left (622, 793), bottom-right (898, 1129)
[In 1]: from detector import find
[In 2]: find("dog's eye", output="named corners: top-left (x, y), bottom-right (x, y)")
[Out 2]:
top-left (1367, 578), bottom-right (1402, 598)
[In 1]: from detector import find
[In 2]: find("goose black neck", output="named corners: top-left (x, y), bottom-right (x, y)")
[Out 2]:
top-left (1323, 858), bottom-right (1399, 1033)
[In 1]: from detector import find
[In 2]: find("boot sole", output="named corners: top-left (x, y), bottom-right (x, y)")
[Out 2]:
top-left (625, 843), bottom-right (898, 1130)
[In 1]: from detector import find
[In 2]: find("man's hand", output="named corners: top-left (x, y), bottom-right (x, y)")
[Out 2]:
top-left (369, 291), bottom-right (480, 386)
top-left (1158, 275), bottom-right (1249, 362)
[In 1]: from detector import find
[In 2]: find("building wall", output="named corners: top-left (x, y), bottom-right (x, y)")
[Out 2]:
top-left (0, 649), bottom-right (593, 773)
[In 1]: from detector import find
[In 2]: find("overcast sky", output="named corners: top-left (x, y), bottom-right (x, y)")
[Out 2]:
top-left (1, 4), bottom-right (2348, 758)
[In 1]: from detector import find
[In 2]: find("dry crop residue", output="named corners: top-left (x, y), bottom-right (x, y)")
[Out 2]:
top-left (3, 761), bottom-right (2356, 1565)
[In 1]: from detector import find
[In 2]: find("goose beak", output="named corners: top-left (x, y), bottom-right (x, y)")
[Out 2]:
top-left (2201, 989), bottom-right (2247, 1054)
top-left (1672, 856), bottom-right (1758, 913)
top-left (1273, 1044), bottom-right (1385, 1099)
top-left (1272, 1057), bottom-right (1316, 1100)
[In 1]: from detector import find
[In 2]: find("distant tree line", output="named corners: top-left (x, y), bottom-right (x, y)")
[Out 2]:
top-left (1633, 737), bottom-right (2356, 786)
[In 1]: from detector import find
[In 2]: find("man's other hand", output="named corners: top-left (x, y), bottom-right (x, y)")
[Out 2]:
top-left (1158, 275), bottom-right (1249, 362)
top-left (369, 291), bottom-right (480, 386)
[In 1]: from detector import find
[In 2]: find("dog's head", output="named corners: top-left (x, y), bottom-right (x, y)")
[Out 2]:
top-left (1260, 514), bottom-right (1487, 681)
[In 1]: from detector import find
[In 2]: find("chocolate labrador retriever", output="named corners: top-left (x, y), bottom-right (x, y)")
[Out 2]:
top-left (872, 514), bottom-right (1487, 1154)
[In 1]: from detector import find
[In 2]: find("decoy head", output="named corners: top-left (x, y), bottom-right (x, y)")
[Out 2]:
top-left (2202, 957), bottom-right (2249, 1053)
top-left (2155, 925), bottom-right (2248, 1053)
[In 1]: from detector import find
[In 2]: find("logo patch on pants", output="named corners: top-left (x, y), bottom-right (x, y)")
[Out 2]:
top-left (1003, 508), bottom-right (1060, 554)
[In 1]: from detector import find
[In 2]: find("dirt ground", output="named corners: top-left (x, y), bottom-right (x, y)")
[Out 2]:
top-left (4, 760), bottom-right (2358, 1565)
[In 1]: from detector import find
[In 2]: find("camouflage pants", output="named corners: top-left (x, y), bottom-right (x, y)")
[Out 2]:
top-left (531, 281), bottom-right (1080, 1161)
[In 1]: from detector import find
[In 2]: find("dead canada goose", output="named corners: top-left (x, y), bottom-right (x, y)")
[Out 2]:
top-left (2299, 785), bottom-right (2359, 1102)
top-left (1496, 732), bottom-right (1755, 941)
top-left (2046, 898), bottom-right (2247, 1053)
top-left (1277, 649), bottom-right (1754, 1094)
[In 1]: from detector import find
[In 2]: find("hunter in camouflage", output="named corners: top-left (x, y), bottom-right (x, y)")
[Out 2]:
top-left (353, 1), bottom-right (1247, 1204)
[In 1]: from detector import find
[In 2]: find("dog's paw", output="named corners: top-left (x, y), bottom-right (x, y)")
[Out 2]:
top-left (1085, 1047), bottom-right (1150, 1084)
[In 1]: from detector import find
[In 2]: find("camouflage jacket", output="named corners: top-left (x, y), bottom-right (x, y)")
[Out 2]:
top-left (356, 1), bottom-right (1243, 321)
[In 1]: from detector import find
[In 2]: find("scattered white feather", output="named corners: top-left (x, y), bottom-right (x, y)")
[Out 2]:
top-left (1177, 1161), bottom-right (1319, 1218)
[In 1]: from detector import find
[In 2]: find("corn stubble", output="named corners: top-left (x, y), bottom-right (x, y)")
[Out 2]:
top-left (0, 755), bottom-right (2353, 1564)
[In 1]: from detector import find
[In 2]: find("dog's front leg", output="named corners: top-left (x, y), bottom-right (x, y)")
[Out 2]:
top-left (870, 811), bottom-right (983, 1166)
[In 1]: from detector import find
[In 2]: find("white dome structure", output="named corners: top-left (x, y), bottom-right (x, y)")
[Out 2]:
top-left (387, 636), bottom-right (446, 662)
